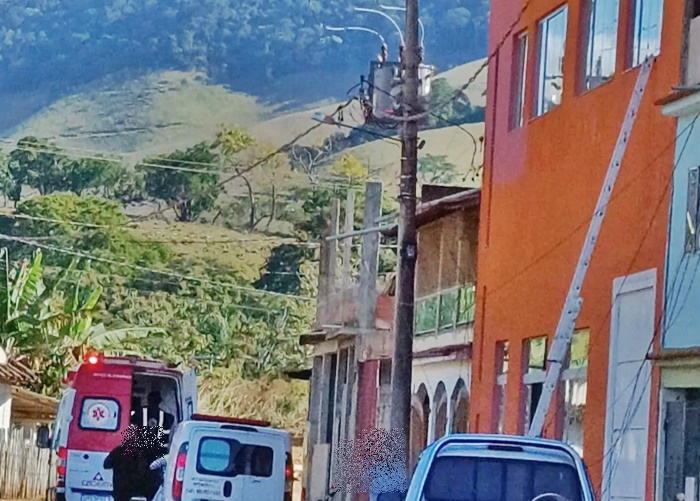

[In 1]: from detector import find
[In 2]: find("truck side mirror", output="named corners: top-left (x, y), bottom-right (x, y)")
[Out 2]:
top-left (36, 425), bottom-right (51, 449)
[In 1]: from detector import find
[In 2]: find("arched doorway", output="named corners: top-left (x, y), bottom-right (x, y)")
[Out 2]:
top-left (409, 384), bottom-right (429, 473)
top-left (451, 378), bottom-right (469, 434)
top-left (433, 382), bottom-right (448, 442)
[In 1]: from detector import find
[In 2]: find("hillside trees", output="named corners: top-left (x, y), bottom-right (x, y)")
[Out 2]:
top-left (0, 0), bottom-right (488, 103)
top-left (6, 137), bottom-right (134, 201)
top-left (140, 142), bottom-right (221, 222)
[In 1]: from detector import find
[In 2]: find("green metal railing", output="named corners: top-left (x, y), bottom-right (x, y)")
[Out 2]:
top-left (414, 283), bottom-right (476, 336)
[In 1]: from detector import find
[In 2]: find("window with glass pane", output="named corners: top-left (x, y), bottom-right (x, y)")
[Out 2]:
top-left (630, 0), bottom-right (664, 67)
top-left (511, 32), bottom-right (529, 128)
top-left (561, 330), bottom-right (588, 457)
top-left (495, 341), bottom-right (509, 434)
top-left (523, 337), bottom-right (547, 431)
top-left (686, 167), bottom-right (699, 253)
top-left (569, 330), bottom-right (590, 368)
top-left (438, 290), bottom-right (458, 331)
top-left (415, 296), bottom-right (439, 335)
top-left (527, 337), bottom-right (547, 372)
top-left (582, 0), bottom-right (619, 91)
top-left (457, 284), bottom-right (476, 324)
top-left (536, 7), bottom-right (568, 116)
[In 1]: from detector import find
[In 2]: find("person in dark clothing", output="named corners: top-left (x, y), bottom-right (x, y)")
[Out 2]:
top-left (139, 391), bottom-right (175, 444)
top-left (104, 426), bottom-right (168, 501)
top-left (130, 397), bottom-right (142, 426)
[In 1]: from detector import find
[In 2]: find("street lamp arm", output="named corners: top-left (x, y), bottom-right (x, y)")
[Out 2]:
top-left (353, 7), bottom-right (405, 46)
top-left (324, 25), bottom-right (387, 45)
top-left (377, 5), bottom-right (425, 47)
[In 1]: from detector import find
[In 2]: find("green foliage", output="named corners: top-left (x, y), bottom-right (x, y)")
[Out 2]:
top-left (330, 154), bottom-right (368, 184)
top-left (0, 249), bottom-right (161, 395)
top-left (7, 137), bottom-right (131, 198)
top-left (198, 365), bottom-right (308, 438)
top-left (429, 78), bottom-right (486, 128)
top-left (141, 142), bottom-right (221, 222)
top-left (3, 194), bottom-right (171, 271)
top-left (418, 154), bottom-right (458, 185)
top-left (254, 244), bottom-right (314, 295)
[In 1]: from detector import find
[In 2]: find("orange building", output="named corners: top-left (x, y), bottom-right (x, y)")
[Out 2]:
top-left (470, 0), bottom-right (693, 498)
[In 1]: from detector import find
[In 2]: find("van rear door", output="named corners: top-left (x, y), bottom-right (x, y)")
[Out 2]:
top-left (182, 369), bottom-right (197, 419)
top-left (189, 425), bottom-right (286, 501)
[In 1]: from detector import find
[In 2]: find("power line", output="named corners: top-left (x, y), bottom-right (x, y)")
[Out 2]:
top-left (43, 265), bottom-right (293, 320)
top-left (0, 232), bottom-right (315, 302)
top-left (1, 212), bottom-right (323, 247)
top-left (382, 0), bottom-right (531, 124)
top-left (134, 98), bottom-right (357, 222)
top-left (556, 115), bottom-right (699, 490)
top-left (486, 114), bottom-right (700, 300)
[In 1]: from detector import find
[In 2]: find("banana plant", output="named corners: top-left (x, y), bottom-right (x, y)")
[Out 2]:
top-left (0, 247), bottom-right (163, 394)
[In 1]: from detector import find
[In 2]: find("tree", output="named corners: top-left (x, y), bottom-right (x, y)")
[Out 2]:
top-left (0, 152), bottom-right (14, 207)
top-left (330, 154), bottom-right (368, 184)
top-left (6, 137), bottom-right (132, 200)
top-left (6, 194), bottom-right (171, 272)
top-left (288, 143), bottom-right (334, 184)
top-left (141, 142), bottom-right (222, 222)
top-left (429, 78), bottom-right (485, 128)
top-left (418, 154), bottom-right (458, 185)
top-left (8, 137), bottom-right (65, 197)
top-left (254, 244), bottom-right (313, 295)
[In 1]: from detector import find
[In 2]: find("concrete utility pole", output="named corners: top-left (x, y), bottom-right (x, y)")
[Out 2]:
top-left (390, 0), bottom-right (420, 471)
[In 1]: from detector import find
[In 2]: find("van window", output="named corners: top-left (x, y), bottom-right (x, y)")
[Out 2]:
top-left (79, 398), bottom-right (120, 431)
top-left (423, 456), bottom-right (582, 501)
top-left (197, 438), bottom-right (274, 478)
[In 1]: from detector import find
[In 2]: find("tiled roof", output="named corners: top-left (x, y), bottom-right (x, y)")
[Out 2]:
top-left (0, 355), bottom-right (39, 387)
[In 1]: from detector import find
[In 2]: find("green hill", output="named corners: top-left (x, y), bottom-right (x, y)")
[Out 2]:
top-left (4, 71), bottom-right (269, 161)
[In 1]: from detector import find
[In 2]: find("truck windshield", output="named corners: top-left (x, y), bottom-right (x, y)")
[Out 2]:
top-left (423, 456), bottom-right (582, 501)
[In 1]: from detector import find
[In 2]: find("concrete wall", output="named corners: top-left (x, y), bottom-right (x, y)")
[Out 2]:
top-left (662, 93), bottom-right (700, 349)
top-left (0, 384), bottom-right (11, 433)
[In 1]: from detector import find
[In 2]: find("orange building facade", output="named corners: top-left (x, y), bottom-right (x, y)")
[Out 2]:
top-left (470, 0), bottom-right (690, 498)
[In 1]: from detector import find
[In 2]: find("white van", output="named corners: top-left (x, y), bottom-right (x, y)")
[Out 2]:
top-left (162, 414), bottom-right (293, 501)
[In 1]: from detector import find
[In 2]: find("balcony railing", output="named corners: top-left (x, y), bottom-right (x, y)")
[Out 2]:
top-left (414, 284), bottom-right (476, 336)
top-left (687, 15), bottom-right (700, 85)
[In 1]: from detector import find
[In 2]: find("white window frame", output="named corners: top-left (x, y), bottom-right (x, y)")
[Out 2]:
top-left (560, 329), bottom-right (589, 454)
top-left (495, 341), bottom-right (509, 434)
top-left (535, 5), bottom-right (569, 117)
top-left (522, 337), bottom-right (548, 432)
top-left (629, 0), bottom-right (664, 67)
top-left (581, 0), bottom-right (620, 91)
top-left (511, 31), bottom-right (529, 128)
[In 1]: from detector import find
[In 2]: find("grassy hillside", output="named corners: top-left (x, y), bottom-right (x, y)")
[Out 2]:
top-left (250, 58), bottom-right (489, 149)
top-left (4, 71), bottom-right (269, 160)
top-left (438, 58), bottom-right (488, 108)
top-left (2, 58), bottom-right (487, 161)
top-left (128, 220), bottom-right (289, 283)
top-left (348, 122), bottom-right (485, 194)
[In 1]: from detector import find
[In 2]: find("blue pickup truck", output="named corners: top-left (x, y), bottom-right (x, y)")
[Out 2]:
top-left (377, 434), bottom-right (596, 501)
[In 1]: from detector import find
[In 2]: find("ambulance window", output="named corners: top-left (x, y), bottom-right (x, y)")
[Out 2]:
top-left (79, 398), bottom-right (120, 431)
